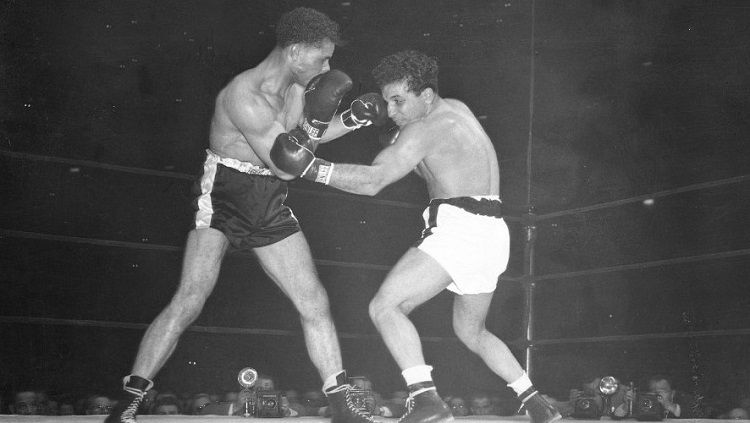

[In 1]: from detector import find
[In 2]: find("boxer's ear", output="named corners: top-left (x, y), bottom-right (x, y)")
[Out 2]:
top-left (420, 87), bottom-right (435, 104)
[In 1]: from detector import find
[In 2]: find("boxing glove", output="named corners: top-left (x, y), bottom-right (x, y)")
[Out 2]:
top-left (378, 125), bottom-right (400, 147)
top-left (341, 92), bottom-right (389, 130)
top-left (302, 70), bottom-right (353, 140)
top-left (270, 128), bottom-right (335, 184)
top-left (271, 127), bottom-right (316, 176)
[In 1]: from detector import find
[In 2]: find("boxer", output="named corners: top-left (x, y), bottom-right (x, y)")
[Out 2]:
top-left (272, 49), bottom-right (560, 423)
top-left (106, 7), bottom-right (386, 423)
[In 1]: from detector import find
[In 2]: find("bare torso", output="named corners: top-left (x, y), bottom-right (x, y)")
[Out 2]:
top-left (411, 98), bottom-right (500, 199)
top-left (208, 66), bottom-right (304, 168)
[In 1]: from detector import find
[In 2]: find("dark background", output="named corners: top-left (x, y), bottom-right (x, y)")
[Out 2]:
top-left (1, 0), bottom-right (749, 408)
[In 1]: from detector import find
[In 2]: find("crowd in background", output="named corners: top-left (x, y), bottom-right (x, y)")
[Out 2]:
top-left (2, 373), bottom-right (750, 419)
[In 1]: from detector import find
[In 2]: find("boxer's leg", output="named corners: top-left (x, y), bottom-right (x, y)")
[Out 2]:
top-left (453, 293), bottom-right (560, 423)
top-left (369, 247), bottom-right (454, 423)
top-left (254, 231), bottom-right (374, 423)
top-left (134, 228), bottom-right (228, 376)
top-left (254, 231), bottom-right (341, 379)
top-left (106, 228), bottom-right (228, 423)
top-left (453, 292), bottom-right (524, 382)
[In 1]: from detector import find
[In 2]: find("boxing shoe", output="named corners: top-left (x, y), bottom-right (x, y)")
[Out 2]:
top-left (325, 372), bottom-right (375, 423)
top-left (518, 389), bottom-right (562, 423)
top-left (104, 375), bottom-right (153, 423)
top-left (399, 382), bottom-right (453, 423)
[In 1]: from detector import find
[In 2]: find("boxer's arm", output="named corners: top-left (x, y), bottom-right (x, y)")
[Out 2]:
top-left (317, 114), bottom-right (351, 143)
top-left (225, 93), bottom-right (298, 180)
top-left (319, 93), bottom-right (388, 143)
top-left (325, 124), bottom-right (427, 195)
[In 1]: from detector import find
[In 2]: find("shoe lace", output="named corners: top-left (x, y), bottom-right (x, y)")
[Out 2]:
top-left (343, 386), bottom-right (375, 423)
top-left (398, 387), bottom-right (435, 423)
top-left (399, 394), bottom-right (416, 422)
top-left (120, 389), bottom-right (145, 422)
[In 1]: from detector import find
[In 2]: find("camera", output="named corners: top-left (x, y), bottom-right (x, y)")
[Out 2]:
top-left (255, 390), bottom-right (284, 418)
top-left (633, 393), bottom-right (664, 421)
top-left (572, 397), bottom-right (602, 419)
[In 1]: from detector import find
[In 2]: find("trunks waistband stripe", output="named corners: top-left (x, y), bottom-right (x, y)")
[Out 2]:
top-left (206, 149), bottom-right (274, 176)
top-left (428, 196), bottom-right (503, 219)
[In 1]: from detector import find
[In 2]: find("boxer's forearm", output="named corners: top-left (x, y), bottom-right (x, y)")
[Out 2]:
top-left (326, 163), bottom-right (389, 196)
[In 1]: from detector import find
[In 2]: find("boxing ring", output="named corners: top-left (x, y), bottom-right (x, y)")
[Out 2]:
top-left (3, 0), bottom-right (750, 421)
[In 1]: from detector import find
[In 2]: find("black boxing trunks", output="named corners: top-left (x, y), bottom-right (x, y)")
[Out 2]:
top-left (414, 195), bottom-right (509, 295)
top-left (192, 149), bottom-right (300, 250)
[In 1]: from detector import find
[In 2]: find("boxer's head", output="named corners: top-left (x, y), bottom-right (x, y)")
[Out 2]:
top-left (373, 50), bottom-right (439, 127)
top-left (277, 8), bottom-right (340, 84)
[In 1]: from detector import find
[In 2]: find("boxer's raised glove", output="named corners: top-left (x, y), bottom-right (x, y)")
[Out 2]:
top-left (302, 70), bottom-right (353, 140)
top-left (341, 92), bottom-right (388, 130)
top-left (271, 128), bottom-right (334, 184)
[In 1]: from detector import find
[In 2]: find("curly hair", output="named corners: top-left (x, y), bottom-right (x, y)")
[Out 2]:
top-left (275, 7), bottom-right (340, 48)
top-left (372, 50), bottom-right (439, 94)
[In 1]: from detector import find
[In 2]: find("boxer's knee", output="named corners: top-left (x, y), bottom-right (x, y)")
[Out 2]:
top-left (369, 294), bottom-right (407, 326)
top-left (294, 283), bottom-right (332, 322)
top-left (454, 320), bottom-right (485, 352)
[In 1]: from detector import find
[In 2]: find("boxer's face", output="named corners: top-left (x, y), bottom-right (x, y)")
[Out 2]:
top-left (382, 79), bottom-right (431, 127)
top-left (292, 40), bottom-right (334, 86)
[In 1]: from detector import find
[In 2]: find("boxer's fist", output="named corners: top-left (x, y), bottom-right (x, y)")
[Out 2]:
top-left (271, 127), bottom-right (316, 177)
top-left (270, 128), bottom-right (335, 184)
top-left (341, 92), bottom-right (388, 130)
top-left (302, 70), bottom-right (353, 140)
top-left (378, 125), bottom-right (400, 147)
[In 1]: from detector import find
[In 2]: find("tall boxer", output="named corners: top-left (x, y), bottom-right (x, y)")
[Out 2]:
top-left (106, 8), bottom-right (384, 423)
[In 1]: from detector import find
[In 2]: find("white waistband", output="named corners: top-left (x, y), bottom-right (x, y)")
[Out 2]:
top-left (206, 149), bottom-right (274, 176)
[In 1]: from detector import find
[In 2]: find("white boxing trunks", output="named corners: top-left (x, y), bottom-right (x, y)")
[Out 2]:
top-left (414, 195), bottom-right (509, 295)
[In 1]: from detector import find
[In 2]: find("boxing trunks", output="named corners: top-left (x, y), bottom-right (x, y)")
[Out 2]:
top-left (415, 195), bottom-right (509, 295)
top-left (192, 149), bottom-right (300, 250)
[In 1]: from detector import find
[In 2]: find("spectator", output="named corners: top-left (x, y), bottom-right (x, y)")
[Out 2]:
top-left (469, 391), bottom-right (496, 416)
top-left (223, 391), bottom-right (239, 403)
top-left (153, 395), bottom-right (183, 415)
top-left (448, 396), bottom-right (469, 416)
top-left (301, 389), bottom-right (328, 416)
top-left (189, 392), bottom-right (212, 415)
top-left (285, 389), bottom-right (306, 416)
top-left (140, 387), bottom-right (159, 414)
top-left (256, 374), bottom-right (276, 391)
top-left (647, 375), bottom-right (699, 418)
top-left (281, 393), bottom-right (301, 417)
top-left (45, 399), bottom-right (59, 415)
top-left (10, 390), bottom-right (42, 415)
top-left (59, 402), bottom-right (75, 416)
top-left (84, 394), bottom-right (113, 415)
top-left (726, 407), bottom-right (750, 420)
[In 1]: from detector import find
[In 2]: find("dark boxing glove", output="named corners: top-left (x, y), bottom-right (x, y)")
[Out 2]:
top-left (341, 92), bottom-right (389, 130)
top-left (378, 125), bottom-right (400, 147)
top-left (270, 127), bottom-right (335, 184)
top-left (302, 70), bottom-right (353, 140)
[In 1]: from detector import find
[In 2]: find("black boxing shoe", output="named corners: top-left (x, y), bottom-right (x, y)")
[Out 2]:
top-left (518, 389), bottom-right (562, 423)
top-left (104, 375), bottom-right (153, 423)
top-left (398, 382), bottom-right (453, 423)
top-left (325, 371), bottom-right (376, 423)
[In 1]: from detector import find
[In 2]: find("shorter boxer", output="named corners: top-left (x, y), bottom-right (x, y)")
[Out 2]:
top-left (273, 50), bottom-right (561, 423)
